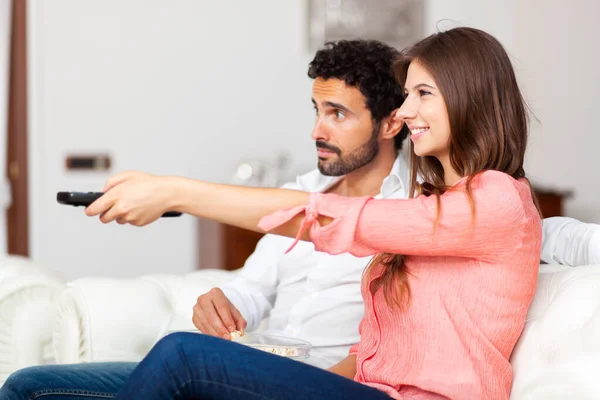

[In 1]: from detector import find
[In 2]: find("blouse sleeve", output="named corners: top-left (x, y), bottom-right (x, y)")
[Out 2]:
top-left (259, 171), bottom-right (539, 262)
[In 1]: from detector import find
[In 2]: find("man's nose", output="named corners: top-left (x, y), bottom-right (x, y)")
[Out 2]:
top-left (311, 118), bottom-right (329, 141)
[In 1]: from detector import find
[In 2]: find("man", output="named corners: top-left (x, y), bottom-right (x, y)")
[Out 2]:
top-left (193, 39), bottom-right (408, 368)
top-left (1, 39), bottom-right (595, 399)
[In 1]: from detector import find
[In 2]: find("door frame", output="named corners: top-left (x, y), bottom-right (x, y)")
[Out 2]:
top-left (6, 0), bottom-right (28, 256)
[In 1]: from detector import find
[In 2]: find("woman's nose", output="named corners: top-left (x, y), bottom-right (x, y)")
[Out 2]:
top-left (397, 102), bottom-right (417, 121)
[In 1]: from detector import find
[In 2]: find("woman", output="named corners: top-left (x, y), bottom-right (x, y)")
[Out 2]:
top-left (90, 27), bottom-right (543, 399)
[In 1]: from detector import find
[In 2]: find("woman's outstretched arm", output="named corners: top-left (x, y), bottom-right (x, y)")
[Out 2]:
top-left (84, 171), bottom-right (332, 239)
top-left (86, 170), bottom-right (537, 262)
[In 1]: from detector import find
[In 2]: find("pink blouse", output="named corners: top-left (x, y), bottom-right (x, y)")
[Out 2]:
top-left (259, 170), bottom-right (542, 399)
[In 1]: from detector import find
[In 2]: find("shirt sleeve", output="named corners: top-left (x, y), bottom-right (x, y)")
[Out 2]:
top-left (541, 217), bottom-right (600, 266)
top-left (221, 179), bottom-right (310, 331)
top-left (259, 171), bottom-right (539, 262)
top-left (220, 233), bottom-right (285, 331)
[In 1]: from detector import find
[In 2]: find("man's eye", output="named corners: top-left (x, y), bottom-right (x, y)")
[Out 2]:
top-left (335, 110), bottom-right (345, 119)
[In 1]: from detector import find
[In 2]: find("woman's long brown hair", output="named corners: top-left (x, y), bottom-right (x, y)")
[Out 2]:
top-left (368, 27), bottom-right (541, 308)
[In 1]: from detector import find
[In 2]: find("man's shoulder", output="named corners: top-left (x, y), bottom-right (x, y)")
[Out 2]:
top-left (280, 168), bottom-right (337, 192)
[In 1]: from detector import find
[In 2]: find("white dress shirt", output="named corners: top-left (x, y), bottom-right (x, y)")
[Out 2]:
top-left (221, 154), bottom-right (591, 369)
top-left (541, 217), bottom-right (600, 266)
top-left (222, 154), bottom-right (410, 368)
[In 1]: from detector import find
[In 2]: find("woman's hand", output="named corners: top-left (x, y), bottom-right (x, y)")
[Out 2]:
top-left (85, 170), bottom-right (314, 240)
top-left (85, 170), bottom-right (176, 226)
top-left (327, 354), bottom-right (357, 379)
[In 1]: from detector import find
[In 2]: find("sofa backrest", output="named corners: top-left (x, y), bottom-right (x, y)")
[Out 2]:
top-left (510, 264), bottom-right (600, 399)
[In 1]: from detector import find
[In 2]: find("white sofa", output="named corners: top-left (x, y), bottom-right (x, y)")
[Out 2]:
top-left (0, 255), bottom-right (64, 384)
top-left (510, 264), bottom-right (600, 399)
top-left (51, 269), bottom-right (237, 364)
top-left (46, 263), bottom-right (600, 399)
top-left (1, 217), bottom-right (598, 396)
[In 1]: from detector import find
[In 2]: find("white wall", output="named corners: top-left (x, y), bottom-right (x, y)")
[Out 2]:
top-left (425, 0), bottom-right (519, 49)
top-left (27, 0), bottom-right (316, 280)
top-left (27, 0), bottom-right (600, 279)
top-left (515, 0), bottom-right (600, 223)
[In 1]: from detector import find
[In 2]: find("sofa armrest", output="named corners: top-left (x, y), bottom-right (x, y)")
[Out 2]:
top-left (0, 256), bottom-right (63, 384)
top-left (52, 269), bottom-right (238, 364)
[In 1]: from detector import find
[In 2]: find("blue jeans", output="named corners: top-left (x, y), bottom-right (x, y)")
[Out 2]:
top-left (115, 332), bottom-right (391, 399)
top-left (0, 362), bottom-right (136, 399)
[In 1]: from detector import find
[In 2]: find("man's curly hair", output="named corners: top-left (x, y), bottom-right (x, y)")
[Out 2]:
top-left (307, 40), bottom-right (409, 150)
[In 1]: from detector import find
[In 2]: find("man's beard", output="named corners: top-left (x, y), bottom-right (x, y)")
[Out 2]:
top-left (316, 124), bottom-right (380, 176)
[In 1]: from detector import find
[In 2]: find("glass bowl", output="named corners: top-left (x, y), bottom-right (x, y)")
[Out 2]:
top-left (166, 330), bottom-right (311, 362)
top-left (235, 332), bottom-right (311, 362)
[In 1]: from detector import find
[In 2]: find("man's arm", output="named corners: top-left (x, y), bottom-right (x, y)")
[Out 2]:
top-left (220, 233), bottom-right (286, 331)
top-left (541, 217), bottom-right (600, 266)
top-left (327, 355), bottom-right (357, 379)
top-left (220, 178), bottom-right (307, 331)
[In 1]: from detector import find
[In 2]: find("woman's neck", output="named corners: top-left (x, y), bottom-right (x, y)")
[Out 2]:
top-left (438, 154), bottom-right (462, 186)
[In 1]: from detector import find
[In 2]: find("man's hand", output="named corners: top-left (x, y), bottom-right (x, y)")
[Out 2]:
top-left (192, 288), bottom-right (247, 339)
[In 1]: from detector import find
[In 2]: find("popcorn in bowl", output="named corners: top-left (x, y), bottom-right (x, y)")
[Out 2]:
top-left (253, 345), bottom-right (300, 357)
top-left (235, 333), bottom-right (311, 361)
top-left (166, 330), bottom-right (311, 362)
top-left (229, 330), bottom-right (244, 341)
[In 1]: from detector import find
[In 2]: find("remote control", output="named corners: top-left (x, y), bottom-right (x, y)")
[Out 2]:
top-left (56, 192), bottom-right (182, 217)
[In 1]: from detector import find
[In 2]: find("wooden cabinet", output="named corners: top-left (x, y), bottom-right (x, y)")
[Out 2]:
top-left (198, 219), bottom-right (265, 271)
top-left (534, 188), bottom-right (572, 218)
top-left (220, 224), bottom-right (265, 271)
top-left (199, 188), bottom-right (572, 271)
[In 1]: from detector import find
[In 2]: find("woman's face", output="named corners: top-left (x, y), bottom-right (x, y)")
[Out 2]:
top-left (398, 61), bottom-right (451, 163)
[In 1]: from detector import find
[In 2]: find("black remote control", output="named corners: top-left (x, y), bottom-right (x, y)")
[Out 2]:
top-left (56, 192), bottom-right (182, 217)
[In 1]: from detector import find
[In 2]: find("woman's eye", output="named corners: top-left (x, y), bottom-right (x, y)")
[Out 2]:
top-left (419, 89), bottom-right (432, 96)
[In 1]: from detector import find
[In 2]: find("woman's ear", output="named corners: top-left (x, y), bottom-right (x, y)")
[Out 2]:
top-left (380, 108), bottom-right (404, 140)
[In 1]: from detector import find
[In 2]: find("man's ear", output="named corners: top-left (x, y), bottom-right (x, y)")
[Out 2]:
top-left (380, 108), bottom-right (404, 140)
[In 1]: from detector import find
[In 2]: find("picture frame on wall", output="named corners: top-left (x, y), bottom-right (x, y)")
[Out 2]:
top-left (307, 0), bottom-right (424, 51)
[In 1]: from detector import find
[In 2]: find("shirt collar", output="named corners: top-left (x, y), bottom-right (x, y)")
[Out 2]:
top-left (295, 152), bottom-right (409, 199)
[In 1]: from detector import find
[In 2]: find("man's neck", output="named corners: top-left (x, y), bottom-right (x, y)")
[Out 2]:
top-left (328, 147), bottom-right (397, 198)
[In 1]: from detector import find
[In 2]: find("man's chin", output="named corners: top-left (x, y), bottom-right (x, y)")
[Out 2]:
top-left (317, 162), bottom-right (345, 177)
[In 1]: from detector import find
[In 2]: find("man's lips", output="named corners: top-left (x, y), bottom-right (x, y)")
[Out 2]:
top-left (316, 142), bottom-right (340, 157)
top-left (317, 149), bottom-right (335, 157)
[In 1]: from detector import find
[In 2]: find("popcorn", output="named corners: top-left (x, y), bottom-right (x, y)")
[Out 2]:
top-left (229, 332), bottom-right (305, 359)
top-left (258, 346), bottom-right (300, 357)
top-left (229, 330), bottom-right (244, 341)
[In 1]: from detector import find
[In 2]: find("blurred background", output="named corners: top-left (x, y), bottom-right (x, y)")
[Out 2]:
top-left (1, 0), bottom-right (599, 281)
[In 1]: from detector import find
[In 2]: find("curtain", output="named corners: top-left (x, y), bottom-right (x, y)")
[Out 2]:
top-left (0, 0), bottom-right (12, 254)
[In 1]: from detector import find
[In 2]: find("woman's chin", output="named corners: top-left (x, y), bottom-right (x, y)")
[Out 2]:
top-left (412, 147), bottom-right (429, 158)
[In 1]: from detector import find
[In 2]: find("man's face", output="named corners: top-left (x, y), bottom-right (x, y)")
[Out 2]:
top-left (311, 77), bottom-right (380, 176)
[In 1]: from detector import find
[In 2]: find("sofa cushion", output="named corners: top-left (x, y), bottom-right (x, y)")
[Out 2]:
top-left (510, 264), bottom-right (600, 399)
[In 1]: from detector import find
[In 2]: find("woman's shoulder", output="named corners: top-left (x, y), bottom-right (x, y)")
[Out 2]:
top-left (470, 170), bottom-right (525, 192)
top-left (468, 170), bottom-right (536, 214)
